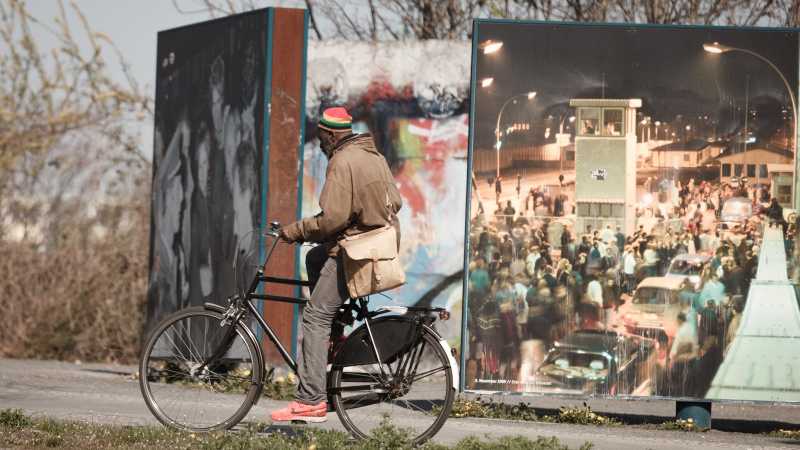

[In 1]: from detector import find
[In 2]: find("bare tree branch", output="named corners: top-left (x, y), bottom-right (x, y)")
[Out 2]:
top-left (171, 0), bottom-right (211, 15)
top-left (0, 0), bottom-right (150, 178)
top-left (305, 0), bottom-right (323, 39)
top-left (173, 0), bottom-right (800, 40)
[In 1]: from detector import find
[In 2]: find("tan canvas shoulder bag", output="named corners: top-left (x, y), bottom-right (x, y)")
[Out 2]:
top-left (338, 224), bottom-right (405, 298)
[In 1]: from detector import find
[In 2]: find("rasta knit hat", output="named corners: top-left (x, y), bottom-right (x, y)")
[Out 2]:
top-left (319, 106), bottom-right (352, 131)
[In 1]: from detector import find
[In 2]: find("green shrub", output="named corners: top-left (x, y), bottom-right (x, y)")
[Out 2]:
top-left (447, 399), bottom-right (618, 427)
top-left (770, 429), bottom-right (800, 440)
top-left (453, 435), bottom-right (593, 450)
top-left (447, 398), bottom-right (538, 421)
top-left (660, 418), bottom-right (706, 432)
top-left (542, 404), bottom-right (620, 427)
top-left (261, 367), bottom-right (296, 401)
top-left (363, 415), bottom-right (414, 449)
top-left (0, 409), bottom-right (32, 428)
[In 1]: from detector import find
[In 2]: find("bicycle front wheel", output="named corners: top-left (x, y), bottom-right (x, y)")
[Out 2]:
top-left (139, 306), bottom-right (263, 431)
top-left (329, 326), bottom-right (455, 445)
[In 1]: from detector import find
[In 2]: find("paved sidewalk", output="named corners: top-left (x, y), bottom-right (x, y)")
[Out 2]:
top-left (1, 358), bottom-right (798, 449)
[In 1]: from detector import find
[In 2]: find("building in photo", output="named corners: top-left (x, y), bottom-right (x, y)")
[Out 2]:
top-left (768, 163), bottom-right (794, 206)
top-left (650, 140), bottom-right (724, 170)
top-left (716, 144), bottom-right (793, 184)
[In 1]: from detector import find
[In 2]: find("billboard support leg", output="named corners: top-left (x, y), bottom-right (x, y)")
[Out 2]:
top-left (676, 400), bottom-right (712, 430)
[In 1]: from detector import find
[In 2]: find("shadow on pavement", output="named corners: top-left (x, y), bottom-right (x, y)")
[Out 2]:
top-left (80, 368), bottom-right (135, 377)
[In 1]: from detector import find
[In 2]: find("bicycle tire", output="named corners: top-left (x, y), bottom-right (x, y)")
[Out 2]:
top-left (139, 306), bottom-right (263, 431)
top-left (329, 326), bottom-right (455, 444)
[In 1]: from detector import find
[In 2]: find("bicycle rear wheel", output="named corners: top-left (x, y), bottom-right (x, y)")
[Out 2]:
top-left (139, 306), bottom-right (263, 431)
top-left (329, 326), bottom-right (455, 444)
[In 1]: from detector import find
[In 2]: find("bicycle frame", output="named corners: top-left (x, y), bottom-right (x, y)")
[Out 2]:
top-left (234, 231), bottom-right (309, 373)
top-left (141, 224), bottom-right (457, 443)
top-left (202, 225), bottom-right (450, 382)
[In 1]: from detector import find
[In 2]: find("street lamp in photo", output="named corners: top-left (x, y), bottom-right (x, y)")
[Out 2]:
top-left (493, 91), bottom-right (537, 178)
top-left (703, 41), bottom-right (799, 207)
top-left (557, 115), bottom-right (575, 172)
top-left (558, 114), bottom-right (576, 134)
top-left (480, 39), bottom-right (504, 55)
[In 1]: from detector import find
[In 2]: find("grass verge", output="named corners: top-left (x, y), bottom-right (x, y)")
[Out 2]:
top-left (659, 418), bottom-right (707, 432)
top-left (448, 398), bottom-right (620, 427)
top-left (770, 429), bottom-right (800, 440)
top-left (449, 398), bottom-right (799, 437)
top-left (0, 409), bottom-right (592, 450)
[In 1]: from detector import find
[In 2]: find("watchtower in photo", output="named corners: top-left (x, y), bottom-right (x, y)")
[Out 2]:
top-left (570, 98), bottom-right (641, 235)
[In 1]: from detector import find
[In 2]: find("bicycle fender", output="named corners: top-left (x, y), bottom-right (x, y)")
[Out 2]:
top-left (435, 336), bottom-right (459, 391)
top-left (332, 316), bottom-right (419, 367)
top-left (203, 302), bottom-right (266, 404)
top-left (416, 324), bottom-right (458, 390)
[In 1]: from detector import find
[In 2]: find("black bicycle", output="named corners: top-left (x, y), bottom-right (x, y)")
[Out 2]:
top-left (139, 222), bottom-right (457, 444)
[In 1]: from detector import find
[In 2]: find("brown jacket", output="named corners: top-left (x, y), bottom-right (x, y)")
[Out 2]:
top-left (283, 133), bottom-right (402, 255)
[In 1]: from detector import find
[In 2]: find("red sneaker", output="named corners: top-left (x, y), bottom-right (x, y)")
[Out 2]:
top-left (270, 401), bottom-right (328, 423)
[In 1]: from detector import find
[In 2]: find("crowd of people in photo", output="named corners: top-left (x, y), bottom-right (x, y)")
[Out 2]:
top-left (467, 176), bottom-right (798, 397)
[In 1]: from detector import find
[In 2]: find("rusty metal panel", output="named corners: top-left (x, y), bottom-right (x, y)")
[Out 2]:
top-left (261, 8), bottom-right (307, 363)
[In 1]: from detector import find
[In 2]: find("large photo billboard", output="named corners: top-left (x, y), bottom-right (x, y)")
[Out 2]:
top-left (465, 21), bottom-right (799, 401)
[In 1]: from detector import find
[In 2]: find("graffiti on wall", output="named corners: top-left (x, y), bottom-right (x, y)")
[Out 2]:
top-left (301, 41), bottom-right (471, 345)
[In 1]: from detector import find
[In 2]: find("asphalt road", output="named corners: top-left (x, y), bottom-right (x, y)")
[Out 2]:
top-left (1, 358), bottom-right (799, 449)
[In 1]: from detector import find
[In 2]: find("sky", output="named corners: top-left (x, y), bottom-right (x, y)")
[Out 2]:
top-left (26, 1), bottom-right (199, 160)
top-left (25, 1), bottom-right (306, 161)
top-left (28, 1), bottom-right (189, 93)
top-left (24, 3), bottom-right (800, 154)
top-left (27, 1), bottom-right (308, 96)
top-left (473, 22), bottom-right (799, 149)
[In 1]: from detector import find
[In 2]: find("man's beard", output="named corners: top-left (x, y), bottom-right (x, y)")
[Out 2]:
top-left (320, 140), bottom-right (334, 159)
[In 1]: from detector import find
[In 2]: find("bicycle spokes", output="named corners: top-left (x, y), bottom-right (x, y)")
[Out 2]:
top-left (140, 309), bottom-right (262, 431)
top-left (330, 330), bottom-right (454, 444)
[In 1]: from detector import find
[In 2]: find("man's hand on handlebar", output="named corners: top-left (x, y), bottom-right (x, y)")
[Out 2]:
top-left (269, 221), bottom-right (303, 244)
top-left (278, 228), bottom-right (295, 244)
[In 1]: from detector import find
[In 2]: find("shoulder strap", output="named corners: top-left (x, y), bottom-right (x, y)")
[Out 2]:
top-left (385, 190), bottom-right (397, 224)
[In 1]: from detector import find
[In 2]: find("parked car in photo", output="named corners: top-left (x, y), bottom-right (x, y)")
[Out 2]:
top-left (718, 197), bottom-right (753, 233)
top-left (617, 276), bottom-right (684, 346)
top-left (666, 254), bottom-right (711, 289)
top-left (532, 330), bottom-right (657, 396)
top-left (650, 218), bottom-right (684, 239)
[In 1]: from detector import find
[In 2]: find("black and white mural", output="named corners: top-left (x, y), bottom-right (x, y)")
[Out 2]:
top-left (147, 12), bottom-right (266, 328)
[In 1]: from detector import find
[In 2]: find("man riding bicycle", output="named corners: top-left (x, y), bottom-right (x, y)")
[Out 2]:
top-left (271, 107), bottom-right (402, 422)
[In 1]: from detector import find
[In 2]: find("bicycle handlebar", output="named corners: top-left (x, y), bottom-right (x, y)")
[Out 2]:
top-left (263, 221), bottom-right (282, 238)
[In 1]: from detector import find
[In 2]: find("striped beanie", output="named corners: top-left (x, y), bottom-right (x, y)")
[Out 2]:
top-left (318, 107), bottom-right (352, 131)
